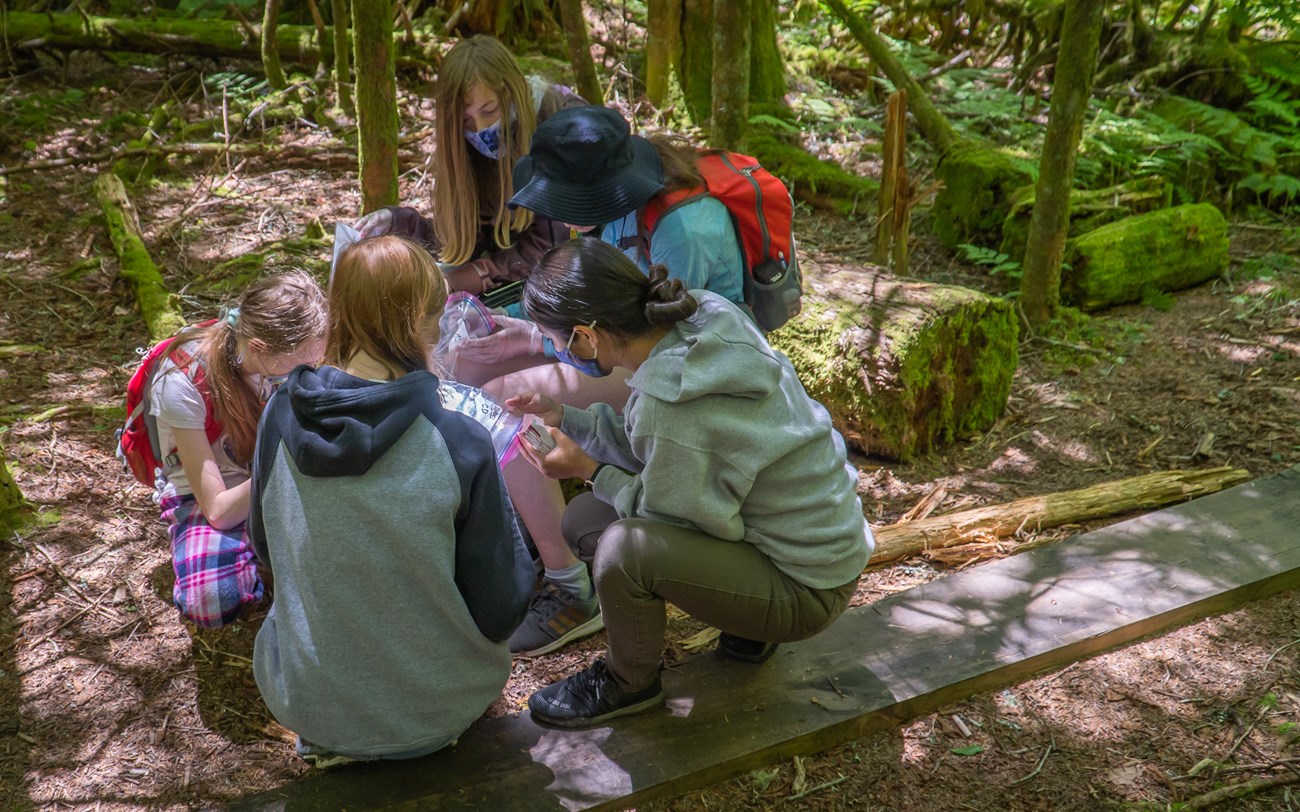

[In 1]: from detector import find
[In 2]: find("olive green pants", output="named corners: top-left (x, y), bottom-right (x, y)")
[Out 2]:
top-left (562, 492), bottom-right (859, 692)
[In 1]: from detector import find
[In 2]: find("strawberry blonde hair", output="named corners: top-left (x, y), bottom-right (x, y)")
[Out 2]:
top-left (432, 35), bottom-right (537, 265)
top-left (172, 270), bottom-right (328, 464)
top-left (328, 236), bottom-right (447, 376)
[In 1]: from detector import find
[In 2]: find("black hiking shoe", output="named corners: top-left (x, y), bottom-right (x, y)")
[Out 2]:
top-left (717, 633), bottom-right (780, 664)
top-left (528, 658), bottom-right (664, 729)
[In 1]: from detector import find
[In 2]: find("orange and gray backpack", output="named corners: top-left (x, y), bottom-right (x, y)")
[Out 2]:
top-left (638, 151), bottom-right (802, 332)
top-left (116, 321), bottom-right (223, 487)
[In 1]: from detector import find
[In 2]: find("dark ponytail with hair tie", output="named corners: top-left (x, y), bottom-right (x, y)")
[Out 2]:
top-left (644, 263), bottom-right (698, 328)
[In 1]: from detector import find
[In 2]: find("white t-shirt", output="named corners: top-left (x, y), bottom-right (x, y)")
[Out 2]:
top-left (148, 341), bottom-right (248, 499)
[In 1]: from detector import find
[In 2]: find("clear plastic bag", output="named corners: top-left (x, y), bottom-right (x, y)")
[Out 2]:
top-left (433, 291), bottom-right (497, 380)
top-left (436, 379), bottom-right (522, 467)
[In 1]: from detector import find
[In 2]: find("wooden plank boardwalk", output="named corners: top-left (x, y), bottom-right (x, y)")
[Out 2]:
top-left (230, 466), bottom-right (1300, 811)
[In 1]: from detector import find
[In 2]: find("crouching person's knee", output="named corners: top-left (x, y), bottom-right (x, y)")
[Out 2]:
top-left (170, 528), bottom-right (263, 628)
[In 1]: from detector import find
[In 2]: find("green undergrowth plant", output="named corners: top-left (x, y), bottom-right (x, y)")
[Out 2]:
top-left (958, 243), bottom-right (1023, 281)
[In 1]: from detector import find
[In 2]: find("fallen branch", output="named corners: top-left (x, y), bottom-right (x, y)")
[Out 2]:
top-left (94, 173), bottom-right (186, 341)
top-left (1, 139), bottom-right (428, 176)
top-left (1181, 772), bottom-right (1300, 809)
top-left (868, 467), bottom-right (1250, 566)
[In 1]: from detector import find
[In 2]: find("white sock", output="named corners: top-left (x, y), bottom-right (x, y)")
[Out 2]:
top-left (545, 561), bottom-right (594, 602)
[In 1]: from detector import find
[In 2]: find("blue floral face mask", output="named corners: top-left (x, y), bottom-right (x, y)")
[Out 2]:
top-left (464, 118), bottom-right (503, 160)
top-left (556, 321), bottom-right (609, 378)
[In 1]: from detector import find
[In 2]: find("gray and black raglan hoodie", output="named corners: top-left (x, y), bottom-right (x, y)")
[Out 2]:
top-left (249, 365), bottom-right (533, 758)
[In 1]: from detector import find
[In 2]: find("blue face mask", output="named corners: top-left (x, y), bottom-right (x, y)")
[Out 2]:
top-left (464, 118), bottom-right (502, 160)
top-left (556, 321), bottom-right (610, 378)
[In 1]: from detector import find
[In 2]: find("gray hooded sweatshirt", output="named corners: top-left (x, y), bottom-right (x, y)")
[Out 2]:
top-left (249, 366), bottom-right (533, 758)
top-left (561, 291), bottom-right (873, 589)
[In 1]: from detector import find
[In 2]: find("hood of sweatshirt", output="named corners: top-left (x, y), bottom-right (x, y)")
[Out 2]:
top-left (629, 291), bottom-right (784, 405)
top-left (271, 365), bottom-right (442, 478)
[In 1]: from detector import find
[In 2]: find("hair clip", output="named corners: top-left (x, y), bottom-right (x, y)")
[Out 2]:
top-left (219, 306), bottom-right (240, 328)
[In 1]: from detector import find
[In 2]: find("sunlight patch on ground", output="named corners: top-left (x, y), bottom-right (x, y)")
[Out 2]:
top-left (988, 446), bottom-right (1037, 476)
top-left (1029, 431), bottom-right (1098, 465)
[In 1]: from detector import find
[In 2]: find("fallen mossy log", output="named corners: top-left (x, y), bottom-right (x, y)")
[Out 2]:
top-left (1064, 202), bottom-right (1229, 311)
top-left (999, 175), bottom-right (1172, 262)
top-left (932, 139), bottom-right (1034, 249)
top-left (3, 11), bottom-right (446, 68)
top-left (868, 466), bottom-right (1250, 565)
top-left (94, 174), bottom-right (185, 341)
top-left (769, 261), bottom-right (1017, 461)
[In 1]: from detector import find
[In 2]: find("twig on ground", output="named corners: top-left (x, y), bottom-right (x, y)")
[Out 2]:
top-left (1217, 703), bottom-right (1272, 775)
top-left (1263, 638), bottom-right (1300, 669)
top-left (1181, 773), bottom-right (1300, 809)
top-left (1008, 741), bottom-right (1054, 785)
top-left (787, 775), bottom-right (847, 801)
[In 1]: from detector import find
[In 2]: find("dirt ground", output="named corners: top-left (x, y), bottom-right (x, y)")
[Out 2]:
top-left (3, 53), bottom-right (1300, 812)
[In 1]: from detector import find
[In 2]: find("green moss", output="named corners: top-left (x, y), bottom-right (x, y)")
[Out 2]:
top-left (749, 131), bottom-right (879, 216)
top-left (0, 449), bottom-right (31, 534)
top-left (998, 176), bottom-right (1173, 261)
top-left (95, 175), bottom-right (186, 340)
top-left (932, 139), bottom-right (1034, 249)
top-left (771, 284), bottom-right (1018, 460)
top-left (1064, 203), bottom-right (1229, 310)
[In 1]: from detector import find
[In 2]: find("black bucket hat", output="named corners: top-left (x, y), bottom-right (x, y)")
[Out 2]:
top-left (508, 106), bottom-right (665, 226)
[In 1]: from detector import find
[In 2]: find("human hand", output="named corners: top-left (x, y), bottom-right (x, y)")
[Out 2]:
top-left (354, 208), bottom-right (393, 238)
top-left (504, 391), bottom-right (563, 427)
top-left (455, 317), bottom-right (544, 364)
top-left (516, 427), bottom-right (597, 481)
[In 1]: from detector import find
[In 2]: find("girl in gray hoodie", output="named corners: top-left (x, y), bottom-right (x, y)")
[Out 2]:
top-left (508, 238), bottom-right (873, 729)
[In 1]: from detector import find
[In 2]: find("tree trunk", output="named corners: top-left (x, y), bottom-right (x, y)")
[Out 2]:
top-left (869, 467), bottom-right (1250, 565)
top-left (557, 0), bottom-right (603, 105)
top-left (709, 0), bottom-right (750, 150)
top-left (2, 11), bottom-right (449, 68)
top-left (331, 0), bottom-right (353, 113)
top-left (645, 0), bottom-right (683, 108)
top-left (823, 0), bottom-right (958, 156)
top-left (748, 0), bottom-right (786, 104)
top-left (352, 0), bottom-right (400, 214)
top-left (767, 262), bottom-right (1018, 461)
top-left (680, 0), bottom-right (714, 124)
top-left (261, 0), bottom-right (287, 89)
top-left (94, 173), bottom-right (186, 341)
top-left (0, 447), bottom-right (30, 535)
top-left (1019, 0), bottom-right (1105, 325)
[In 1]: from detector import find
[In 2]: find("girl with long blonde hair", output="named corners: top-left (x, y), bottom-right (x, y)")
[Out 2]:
top-left (356, 35), bottom-right (585, 296)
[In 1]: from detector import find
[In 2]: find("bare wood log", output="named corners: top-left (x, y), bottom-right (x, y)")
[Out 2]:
top-left (874, 90), bottom-right (911, 274)
top-left (868, 466), bottom-right (1251, 565)
top-left (93, 174), bottom-right (186, 341)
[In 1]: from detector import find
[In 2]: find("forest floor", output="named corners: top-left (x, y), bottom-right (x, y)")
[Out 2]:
top-left (3, 54), bottom-right (1300, 812)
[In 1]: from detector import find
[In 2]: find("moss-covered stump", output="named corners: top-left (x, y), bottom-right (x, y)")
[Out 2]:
top-left (769, 262), bottom-right (1018, 461)
top-left (1, 447), bottom-right (31, 534)
top-left (932, 139), bottom-right (1034, 249)
top-left (999, 175), bottom-right (1172, 262)
top-left (1063, 203), bottom-right (1229, 311)
top-left (94, 173), bottom-right (185, 341)
top-left (748, 130), bottom-right (880, 216)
